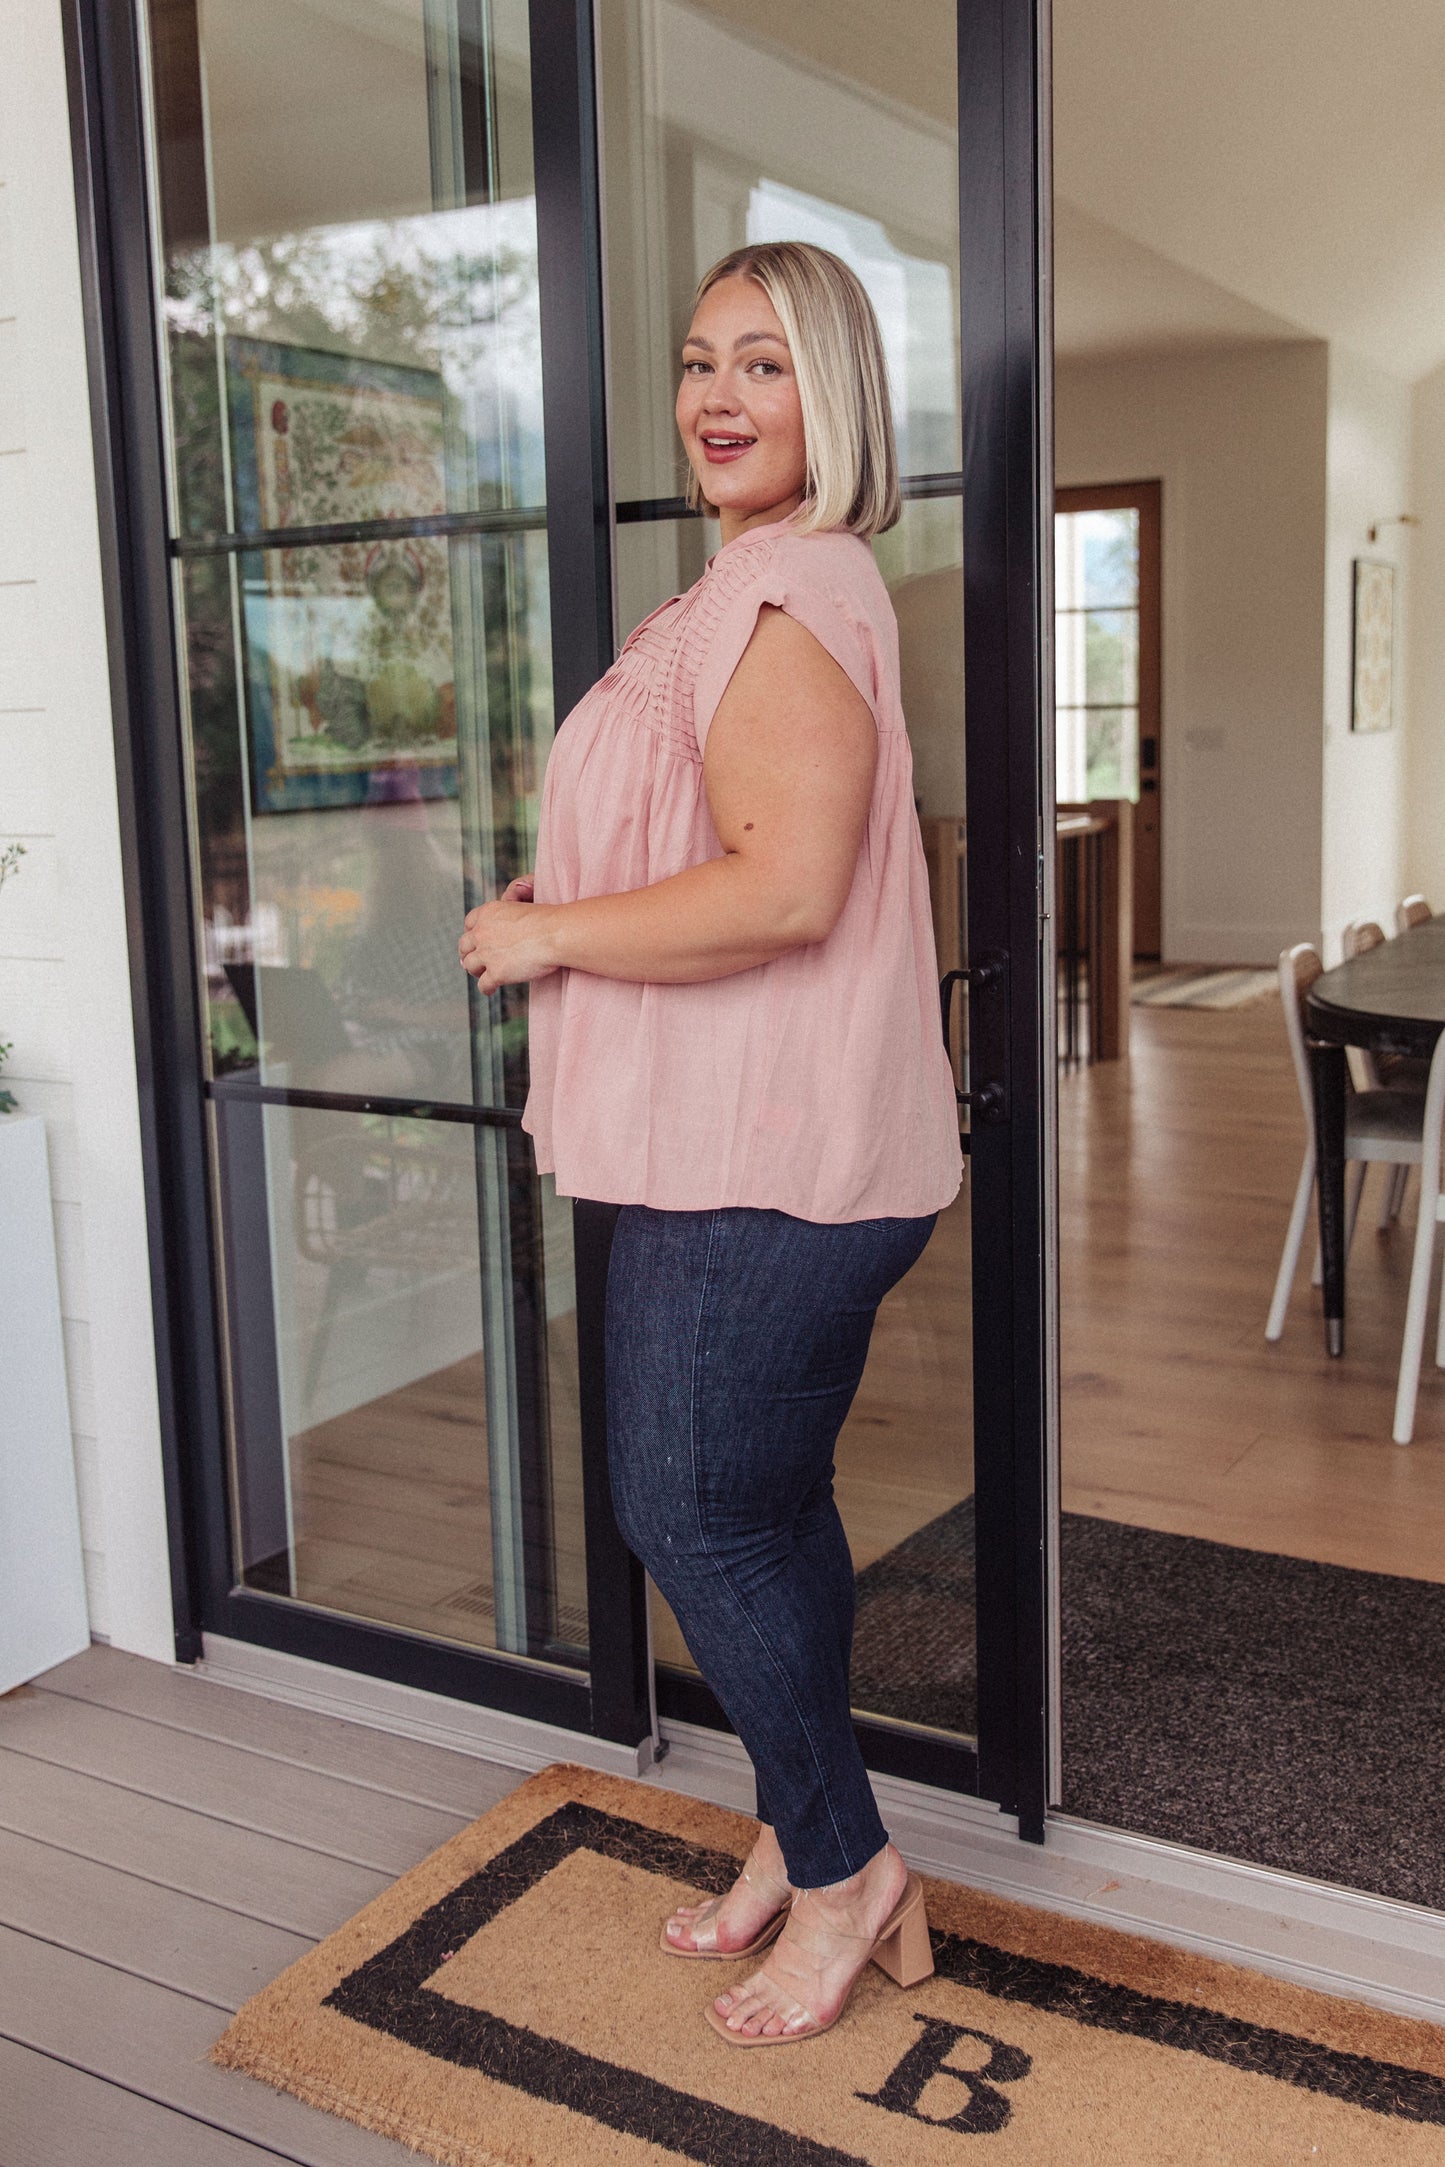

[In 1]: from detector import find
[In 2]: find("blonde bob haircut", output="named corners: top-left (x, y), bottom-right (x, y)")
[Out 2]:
top-left (684, 241), bottom-right (901, 540)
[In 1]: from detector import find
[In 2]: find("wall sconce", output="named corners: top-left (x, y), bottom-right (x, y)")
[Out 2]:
top-left (1367, 514), bottom-right (1420, 544)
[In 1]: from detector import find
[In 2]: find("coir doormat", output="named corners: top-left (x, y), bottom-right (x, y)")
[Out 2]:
top-left (213, 1764), bottom-right (1445, 2165)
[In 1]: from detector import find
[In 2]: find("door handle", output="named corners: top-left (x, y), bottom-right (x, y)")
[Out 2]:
top-left (940, 951), bottom-right (1009, 1122)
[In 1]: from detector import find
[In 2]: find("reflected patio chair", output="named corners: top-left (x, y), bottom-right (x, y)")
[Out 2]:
top-left (1393, 1028), bottom-right (1445, 1442)
top-left (292, 1121), bottom-right (479, 1408)
top-left (1397, 893), bottom-right (1433, 933)
top-left (1265, 943), bottom-right (1425, 1342)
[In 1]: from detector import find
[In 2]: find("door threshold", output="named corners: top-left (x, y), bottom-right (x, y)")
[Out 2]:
top-left (200, 1632), bottom-right (650, 1780)
top-left (200, 1634), bottom-right (1445, 2028)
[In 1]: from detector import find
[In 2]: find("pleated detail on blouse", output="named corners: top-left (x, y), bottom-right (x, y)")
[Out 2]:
top-left (522, 517), bottom-right (963, 1225)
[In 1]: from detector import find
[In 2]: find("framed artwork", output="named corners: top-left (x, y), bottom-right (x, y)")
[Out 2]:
top-left (1351, 558), bottom-right (1395, 735)
top-left (227, 338), bottom-right (459, 811)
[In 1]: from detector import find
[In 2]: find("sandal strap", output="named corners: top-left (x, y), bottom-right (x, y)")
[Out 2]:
top-left (669, 1849), bottom-right (791, 1952)
top-left (676, 1891), bottom-right (726, 1951)
top-left (790, 1886), bottom-right (889, 1946)
top-left (739, 1849), bottom-right (793, 1908)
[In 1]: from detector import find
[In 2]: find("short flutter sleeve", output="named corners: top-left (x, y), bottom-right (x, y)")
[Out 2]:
top-left (689, 531), bottom-right (884, 752)
top-left (524, 513), bottom-right (961, 1222)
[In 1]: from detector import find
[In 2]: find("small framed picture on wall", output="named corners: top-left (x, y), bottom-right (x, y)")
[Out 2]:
top-left (1351, 559), bottom-right (1395, 733)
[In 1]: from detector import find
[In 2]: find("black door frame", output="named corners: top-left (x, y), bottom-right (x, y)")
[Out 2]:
top-left (612, 0), bottom-right (1054, 1827)
top-left (63, 0), bottom-right (1052, 1833)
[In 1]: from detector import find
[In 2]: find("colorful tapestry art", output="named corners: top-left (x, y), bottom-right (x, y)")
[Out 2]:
top-left (227, 338), bottom-right (458, 811)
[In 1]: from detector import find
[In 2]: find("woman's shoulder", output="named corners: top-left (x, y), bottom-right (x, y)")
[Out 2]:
top-left (771, 526), bottom-right (890, 612)
top-left (703, 523), bottom-right (883, 612)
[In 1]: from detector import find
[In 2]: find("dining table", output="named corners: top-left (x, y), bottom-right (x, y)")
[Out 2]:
top-left (1304, 915), bottom-right (1445, 1355)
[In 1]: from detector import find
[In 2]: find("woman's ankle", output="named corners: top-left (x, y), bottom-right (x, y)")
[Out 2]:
top-left (801, 1841), bottom-right (903, 1909)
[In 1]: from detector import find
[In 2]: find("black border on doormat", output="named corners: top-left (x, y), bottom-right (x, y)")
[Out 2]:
top-left (324, 1800), bottom-right (1445, 2151)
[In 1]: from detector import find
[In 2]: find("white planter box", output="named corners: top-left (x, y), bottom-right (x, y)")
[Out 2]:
top-left (0, 1112), bottom-right (88, 1691)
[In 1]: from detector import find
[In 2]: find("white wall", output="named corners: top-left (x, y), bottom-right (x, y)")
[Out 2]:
top-left (1320, 347), bottom-right (1413, 957)
top-left (1056, 341), bottom-right (1328, 963)
top-left (0, 0), bottom-right (173, 1661)
top-left (1407, 362), bottom-right (1445, 914)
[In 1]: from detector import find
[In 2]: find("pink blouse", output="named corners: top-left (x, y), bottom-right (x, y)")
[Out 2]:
top-left (522, 517), bottom-right (963, 1224)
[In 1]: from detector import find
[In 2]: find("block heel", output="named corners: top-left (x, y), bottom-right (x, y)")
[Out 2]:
top-left (870, 1873), bottom-right (933, 1988)
top-left (705, 1864), bottom-right (933, 2046)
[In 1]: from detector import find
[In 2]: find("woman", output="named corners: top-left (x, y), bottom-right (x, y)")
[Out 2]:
top-left (459, 241), bottom-right (962, 2044)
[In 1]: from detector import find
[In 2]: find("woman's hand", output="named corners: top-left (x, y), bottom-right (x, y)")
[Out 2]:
top-left (459, 877), bottom-right (559, 995)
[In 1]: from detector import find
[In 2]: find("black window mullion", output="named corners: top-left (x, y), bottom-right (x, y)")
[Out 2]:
top-left (171, 508), bottom-right (549, 558)
top-left (960, 0), bottom-right (1052, 1841)
top-left (528, 0), bottom-right (652, 1753)
top-left (529, 0), bottom-right (615, 720)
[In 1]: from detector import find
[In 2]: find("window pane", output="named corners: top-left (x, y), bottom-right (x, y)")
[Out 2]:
top-left (1057, 705), bottom-right (1139, 802)
top-left (1055, 507), bottom-right (1139, 609)
top-left (599, 0), bottom-right (961, 501)
top-left (1055, 606), bottom-right (1138, 709)
top-left (149, 0), bottom-right (582, 1669)
top-left (182, 529), bottom-right (550, 1105)
top-left (152, 0), bottom-right (543, 537)
top-left (217, 1099), bottom-right (584, 1664)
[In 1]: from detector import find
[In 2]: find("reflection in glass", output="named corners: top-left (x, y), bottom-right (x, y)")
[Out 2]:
top-left (153, 0), bottom-right (543, 535)
top-left (600, 0), bottom-right (960, 505)
top-left (149, 0), bottom-right (581, 1667)
top-left (218, 1099), bottom-right (584, 1661)
top-left (183, 531), bottom-right (551, 1103)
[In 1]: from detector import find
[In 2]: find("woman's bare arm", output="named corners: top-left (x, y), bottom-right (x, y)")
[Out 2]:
top-left (459, 606), bottom-right (877, 992)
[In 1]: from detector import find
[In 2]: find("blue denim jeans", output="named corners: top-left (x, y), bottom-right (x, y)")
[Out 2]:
top-left (605, 1204), bottom-right (937, 1888)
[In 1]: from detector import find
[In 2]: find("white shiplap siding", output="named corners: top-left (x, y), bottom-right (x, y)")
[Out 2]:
top-left (0, 0), bottom-right (175, 1661)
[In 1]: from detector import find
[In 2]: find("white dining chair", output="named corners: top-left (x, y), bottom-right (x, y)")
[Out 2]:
top-left (1394, 1028), bottom-right (1445, 1443)
top-left (1397, 893), bottom-right (1433, 933)
top-left (1341, 918), bottom-right (1410, 1228)
top-left (1265, 944), bottom-right (1426, 1342)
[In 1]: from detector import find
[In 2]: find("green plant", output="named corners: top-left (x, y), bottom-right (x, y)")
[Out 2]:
top-left (0, 842), bottom-right (26, 1113)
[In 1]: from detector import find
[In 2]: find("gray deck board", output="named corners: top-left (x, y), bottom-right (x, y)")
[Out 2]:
top-left (0, 1748), bottom-right (392, 1936)
top-left (0, 1691), bottom-right (467, 1873)
top-left (0, 2039), bottom-right (295, 2167)
top-left (0, 1927), bottom-right (419, 2165)
top-left (0, 1646), bottom-right (529, 2160)
top-left (34, 1645), bottom-right (519, 1820)
top-left (0, 1826), bottom-right (313, 2009)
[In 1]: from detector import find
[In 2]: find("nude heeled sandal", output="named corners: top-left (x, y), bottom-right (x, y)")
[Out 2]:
top-left (704, 1869), bottom-right (933, 2045)
top-left (660, 1848), bottom-right (793, 1960)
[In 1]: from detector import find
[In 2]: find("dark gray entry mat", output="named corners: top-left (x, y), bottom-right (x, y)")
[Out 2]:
top-left (852, 1499), bottom-right (1445, 1911)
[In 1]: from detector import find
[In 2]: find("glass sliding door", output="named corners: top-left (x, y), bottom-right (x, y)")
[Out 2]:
top-left (598, 0), bottom-right (981, 1783)
top-left (102, 0), bottom-right (1047, 1809)
top-left (145, 0), bottom-right (586, 1672)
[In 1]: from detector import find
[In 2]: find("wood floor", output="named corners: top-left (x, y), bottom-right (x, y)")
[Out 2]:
top-left (281, 1328), bottom-right (589, 1660)
top-left (283, 1196), bottom-right (974, 1682)
top-left (0, 1643), bottom-right (523, 2165)
top-left (1061, 995), bottom-right (1445, 1583)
